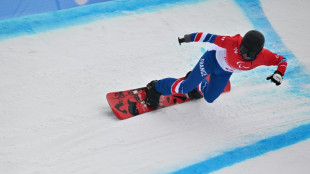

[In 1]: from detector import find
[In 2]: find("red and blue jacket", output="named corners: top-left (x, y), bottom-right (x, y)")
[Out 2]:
top-left (184, 32), bottom-right (287, 75)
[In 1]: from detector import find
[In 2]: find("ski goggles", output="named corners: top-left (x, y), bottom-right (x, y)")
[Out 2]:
top-left (240, 44), bottom-right (261, 61)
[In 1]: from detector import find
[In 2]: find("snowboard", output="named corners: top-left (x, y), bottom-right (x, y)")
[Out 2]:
top-left (106, 75), bottom-right (231, 120)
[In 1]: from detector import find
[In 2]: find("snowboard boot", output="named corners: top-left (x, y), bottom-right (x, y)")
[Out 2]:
top-left (187, 89), bottom-right (203, 100)
top-left (145, 80), bottom-right (162, 109)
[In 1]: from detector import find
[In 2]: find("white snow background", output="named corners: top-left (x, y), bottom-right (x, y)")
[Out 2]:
top-left (0, 0), bottom-right (310, 174)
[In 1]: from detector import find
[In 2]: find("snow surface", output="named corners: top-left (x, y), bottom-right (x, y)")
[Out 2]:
top-left (0, 0), bottom-right (310, 174)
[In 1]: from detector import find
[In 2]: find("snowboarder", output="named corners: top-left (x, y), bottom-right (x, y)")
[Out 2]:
top-left (145, 30), bottom-right (288, 109)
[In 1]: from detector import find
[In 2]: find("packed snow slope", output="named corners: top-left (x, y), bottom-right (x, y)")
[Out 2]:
top-left (0, 0), bottom-right (310, 174)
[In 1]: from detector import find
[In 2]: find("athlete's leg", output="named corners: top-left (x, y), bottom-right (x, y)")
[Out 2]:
top-left (155, 51), bottom-right (217, 95)
top-left (200, 73), bottom-right (231, 103)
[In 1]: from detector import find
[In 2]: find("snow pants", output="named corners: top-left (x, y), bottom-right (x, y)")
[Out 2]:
top-left (155, 50), bottom-right (232, 103)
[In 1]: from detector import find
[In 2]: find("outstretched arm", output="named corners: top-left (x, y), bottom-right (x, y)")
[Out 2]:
top-left (178, 32), bottom-right (218, 45)
top-left (263, 49), bottom-right (288, 86)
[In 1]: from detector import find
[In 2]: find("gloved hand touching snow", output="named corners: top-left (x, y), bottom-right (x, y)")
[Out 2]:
top-left (266, 71), bottom-right (283, 86)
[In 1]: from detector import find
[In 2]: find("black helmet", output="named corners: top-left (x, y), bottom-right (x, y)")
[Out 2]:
top-left (240, 30), bottom-right (265, 61)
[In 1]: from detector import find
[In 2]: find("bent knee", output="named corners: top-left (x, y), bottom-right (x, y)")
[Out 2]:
top-left (204, 96), bottom-right (216, 103)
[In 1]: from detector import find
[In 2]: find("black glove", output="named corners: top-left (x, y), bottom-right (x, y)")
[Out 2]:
top-left (185, 71), bottom-right (203, 99)
top-left (178, 37), bottom-right (185, 45)
top-left (178, 34), bottom-right (191, 45)
top-left (266, 71), bottom-right (283, 86)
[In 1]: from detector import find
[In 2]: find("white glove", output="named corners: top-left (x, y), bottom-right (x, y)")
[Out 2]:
top-left (266, 71), bottom-right (283, 86)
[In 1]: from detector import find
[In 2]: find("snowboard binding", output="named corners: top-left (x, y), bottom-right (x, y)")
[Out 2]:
top-left (145, 80), bottom-right (162, 109)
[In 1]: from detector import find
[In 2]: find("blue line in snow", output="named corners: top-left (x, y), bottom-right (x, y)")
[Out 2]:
top-left (1, 0), bottom-right (309, 173)
top-left (234, 0), bottom-right (289, 53)
top-left (234, 0), bottom-right (310, 97)
top-left (171, 123), bottom-right (310, 174)
top-left (171, 0), bottom-right (310, 173)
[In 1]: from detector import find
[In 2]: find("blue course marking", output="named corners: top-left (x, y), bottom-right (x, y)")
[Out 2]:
top-left (1, 0), bottom-right (310, 173)
top-left (0, 0), bottom-right (204, 41)
top-left (234, 0), bottom-right (310, 97)
top-left (171, 123), bottom-right (310, 174)
top-left (171, 0), bottom-right (310, 173)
